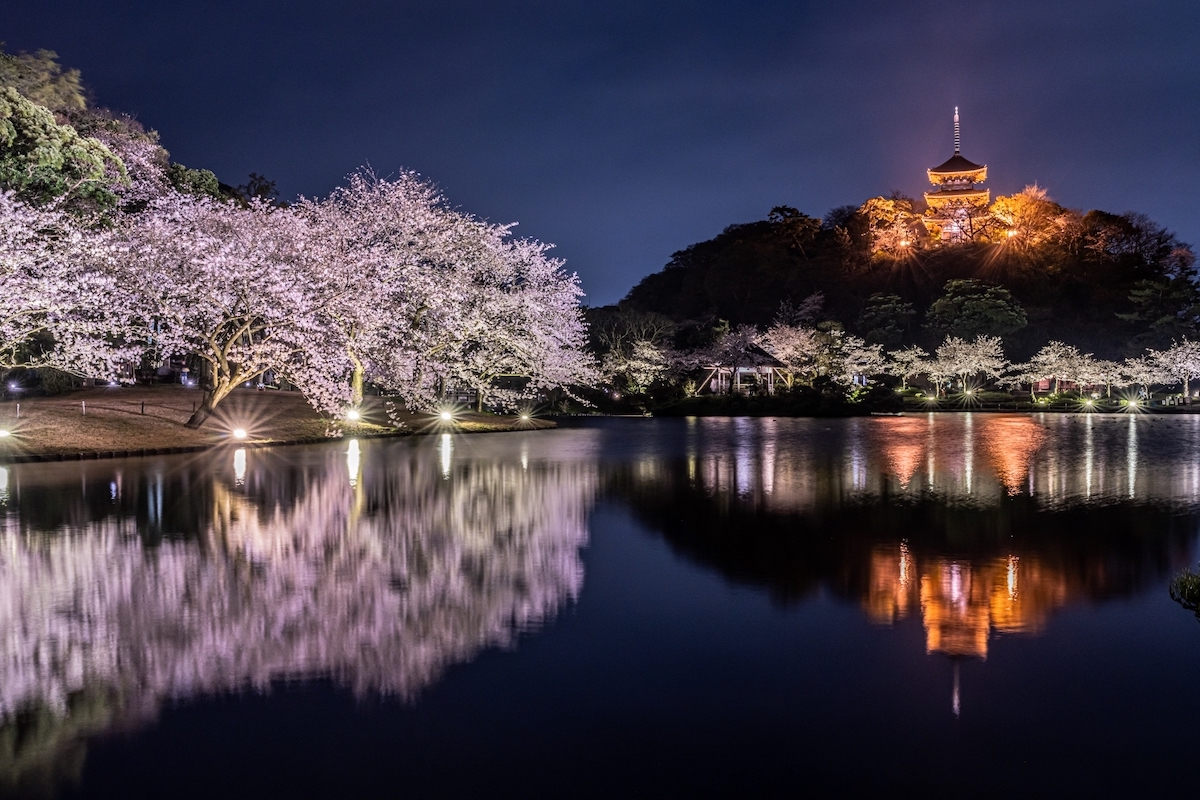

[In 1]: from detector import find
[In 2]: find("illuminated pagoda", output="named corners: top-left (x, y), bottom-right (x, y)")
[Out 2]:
top-left (923, 107), bottom-right (989, 241)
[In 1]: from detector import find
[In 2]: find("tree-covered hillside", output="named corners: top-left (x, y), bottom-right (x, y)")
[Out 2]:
top-left (616, 192), bottom-right (1196, 360)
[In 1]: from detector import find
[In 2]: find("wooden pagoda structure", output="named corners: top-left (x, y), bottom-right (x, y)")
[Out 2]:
top-left (923, 107), bottom-right (989, 241)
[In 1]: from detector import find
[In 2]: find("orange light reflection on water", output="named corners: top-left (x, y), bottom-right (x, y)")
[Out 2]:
top-left (867, 544), bottom-right (1068, 660)
top-left (980, 416), bottom-right (1045, 495)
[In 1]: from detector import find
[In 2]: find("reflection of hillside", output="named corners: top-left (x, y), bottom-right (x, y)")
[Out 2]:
top-left (0, 434), bottom-right (598, 793)
top-left (613, 414), bottom-right (1200, 613)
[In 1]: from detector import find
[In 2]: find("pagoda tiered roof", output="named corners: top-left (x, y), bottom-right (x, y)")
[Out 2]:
top-left (922, 108), bottom-right (989, 240)
top-left (929, 153), bottom-right (985, 175)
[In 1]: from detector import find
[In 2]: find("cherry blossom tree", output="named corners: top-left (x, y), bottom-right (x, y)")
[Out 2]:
top-left (1085, 359), bottom-right (1125, 399)
top-left (1070, 354), bottom-right (1125, 399)
top-left (837, 334), bottom-right (886, 385)
top-left (1121, 356), bottom-right (1168, 398)
top-left (296, 172), bottom-right (594, 414)
top-left (0, 191), bottom-right (137, 378)
top-left (758, 323), bottom-right (821, 387)
top-left (859, 196), bottom-right (923, 255)
top-left (602, 339), bottom-right (672, 394)
top-left (757, 323), bottom-right (882, 388)
top-left (1021, 341), bottom-right (1087, 394)
top-left (933, 335), bottom-right (1007, 390)
top-left (887, 345), bottom-right (929, 390)
top-left (293, 171), bottom-right (457, 414)
top-left (989, 184), bottom-right (1069, 248)
top-left (596, 311), bottom-right (675, 395)
top-left (1148, 339), bottom-right (1200, 401)
top-left (123, 193), bottom-right (338, 427)
top-left (444, 235), bottom-right (595, 411)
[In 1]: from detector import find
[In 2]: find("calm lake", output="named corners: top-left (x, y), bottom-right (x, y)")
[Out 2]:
top-left (2, 414), bottom-right (1199, 797)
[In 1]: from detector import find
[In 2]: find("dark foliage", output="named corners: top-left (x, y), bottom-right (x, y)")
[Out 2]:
top-left (620, 202), bottom-right (1197, 360)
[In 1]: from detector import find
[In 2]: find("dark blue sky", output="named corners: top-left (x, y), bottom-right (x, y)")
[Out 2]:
top-left (6, 1), bottom-right (1199, 304)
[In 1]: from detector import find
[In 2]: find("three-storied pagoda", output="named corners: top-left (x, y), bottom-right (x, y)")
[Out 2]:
top-left (923, 107), bottom-right (989, 241)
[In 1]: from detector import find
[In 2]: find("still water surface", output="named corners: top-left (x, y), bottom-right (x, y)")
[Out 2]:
top-left (2, 414), bottom-right (1199, 797)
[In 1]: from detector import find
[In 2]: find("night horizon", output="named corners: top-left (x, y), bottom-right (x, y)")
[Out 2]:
top-left (6, 0), bottom-right (1198, 304)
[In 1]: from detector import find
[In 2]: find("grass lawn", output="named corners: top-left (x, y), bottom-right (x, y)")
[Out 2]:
top-left (0, 385), bottom-right (551, 460)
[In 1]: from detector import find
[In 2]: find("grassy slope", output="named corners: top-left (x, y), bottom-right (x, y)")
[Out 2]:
top-left (0, 386), bottom-right (551, 460)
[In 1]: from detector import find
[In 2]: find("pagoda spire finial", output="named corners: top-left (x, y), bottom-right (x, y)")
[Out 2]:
top-left (953, 106), bottom-right (961, 154)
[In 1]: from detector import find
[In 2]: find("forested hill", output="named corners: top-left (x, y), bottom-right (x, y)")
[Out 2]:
top-left (614, 196), bottom-right (1197, 360)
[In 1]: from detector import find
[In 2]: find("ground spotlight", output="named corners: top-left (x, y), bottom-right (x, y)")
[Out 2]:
top-left (0, 430), bottom-right (9, 438)
top-left (520, 414), bottom-right (530, 421)
top-left (232, 427), bottom-right (248, 440)
top-left (440, 411), bottom-right (453, 421)
top-left (346, 409), bottom-right (361, 421)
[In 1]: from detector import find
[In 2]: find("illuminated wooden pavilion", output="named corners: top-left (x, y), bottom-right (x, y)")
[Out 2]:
top-left (923, 107), bottom-right (989, 241)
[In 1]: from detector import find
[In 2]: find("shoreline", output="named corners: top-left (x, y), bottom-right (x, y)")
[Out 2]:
top-left (0, 385), bottom-right (553, 464)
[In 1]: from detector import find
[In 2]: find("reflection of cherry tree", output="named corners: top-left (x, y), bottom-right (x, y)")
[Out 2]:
top-left (0, 437), bottom-right (597, 786)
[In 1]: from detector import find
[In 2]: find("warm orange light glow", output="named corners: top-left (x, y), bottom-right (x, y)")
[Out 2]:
top-left (878, 417), bottom-right (927, 488)
top-left (866, 544), bottom-right (1068, 660)
top-left (979, 416), bottom-right (1045, 495)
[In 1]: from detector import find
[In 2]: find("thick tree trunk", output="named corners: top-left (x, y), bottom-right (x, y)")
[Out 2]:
top-left (476, 391), bottom-right (484, 413)
top-left (185, 382), bottom-right (232, 429)
top-left (185, 393), bottom-right (217, 429)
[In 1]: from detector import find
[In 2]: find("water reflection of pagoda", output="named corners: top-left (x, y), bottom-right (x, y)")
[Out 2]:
top-left (923, 107), bottom-right (990, 242)
top-left (866, 544), bottom-right (1068, 659)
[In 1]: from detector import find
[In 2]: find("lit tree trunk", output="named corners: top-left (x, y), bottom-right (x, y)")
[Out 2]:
top-left (185, 342), bottom-right (265, 428)
top-left (349, 349), bottom-right (365, 408)
top-left (186, 379), bottom-right (237, 429)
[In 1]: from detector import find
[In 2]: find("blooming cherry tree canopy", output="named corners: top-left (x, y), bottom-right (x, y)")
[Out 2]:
top-left (0, 191), bottom-right (137, 377)
top-left (124, 193), bottom-right (338, 426)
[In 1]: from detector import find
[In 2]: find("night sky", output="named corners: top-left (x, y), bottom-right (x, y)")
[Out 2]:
top-left (6, 1), bottom-right (1199, 305)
